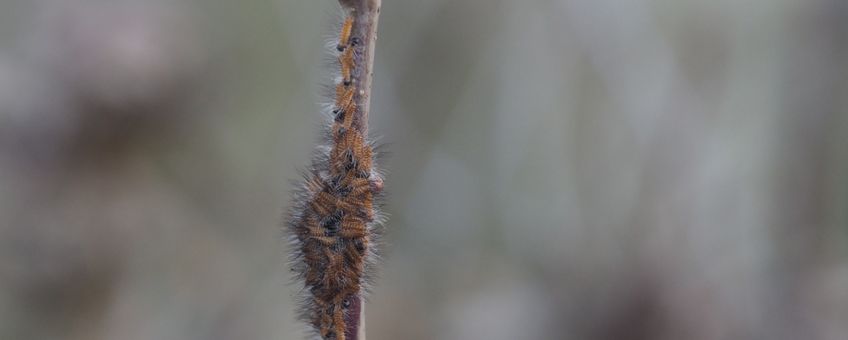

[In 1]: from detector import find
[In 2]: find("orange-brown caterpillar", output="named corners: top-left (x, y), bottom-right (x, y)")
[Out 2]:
top-left (288, 1), bottom-right (383, 340)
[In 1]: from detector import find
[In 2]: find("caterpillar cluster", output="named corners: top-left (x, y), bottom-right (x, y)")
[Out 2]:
top-left (288, 4), bottom-right (383, 340)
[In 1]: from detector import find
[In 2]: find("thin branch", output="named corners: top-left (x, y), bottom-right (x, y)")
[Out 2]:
top-left (342, 0), bottom-right (381, 136)
top-left (287, 1), bottom-right (383, 340)
top-left (337, 3), bottom-right (381, 339)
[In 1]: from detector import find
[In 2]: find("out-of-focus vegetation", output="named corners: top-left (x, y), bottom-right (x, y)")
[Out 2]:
top-left (1, 0), bottom-right (846, 339)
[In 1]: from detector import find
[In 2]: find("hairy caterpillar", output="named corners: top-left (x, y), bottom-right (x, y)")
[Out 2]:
top-left (287, 1), bottom-right (383, 339)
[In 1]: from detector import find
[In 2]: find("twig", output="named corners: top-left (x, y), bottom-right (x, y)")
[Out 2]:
top-left (288, 1), bottom-right (383, 340)
top-left (339, 0), bottom-right (381, 136)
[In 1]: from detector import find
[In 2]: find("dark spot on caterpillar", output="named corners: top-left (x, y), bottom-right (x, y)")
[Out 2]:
top-left (354, 239), bottom-right (366, 253)
top-left (351, 37), bottom-right (361, 46)
top-left (333, 109), bottom-right (344, 122)
top-left (335, 185), bottom-right (351, 197)
top-left (344, 151), bottom-right (356, 171)
top-left (321, 211), bottom-right (342, 235)
top-left (336, 44), bottom-right (345, 52)
top-left (356, 208), bottom-right (372, 221)
top-left (343, 78), bottom-right (352, 86)
top-left (328, 176), bottom-right (341, 188)
top-left (322, 223), bottom-right (340, 235)
top-left (342, 298), bottom-right (351, 308)
top-left (325, 331), bottom-right (336, 339)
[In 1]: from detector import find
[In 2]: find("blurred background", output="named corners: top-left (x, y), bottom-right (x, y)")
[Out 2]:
top-left (1, 0), bottom-right (846, 339)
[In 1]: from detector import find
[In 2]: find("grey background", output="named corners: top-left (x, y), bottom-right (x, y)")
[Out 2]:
top-left (1, 0), bottom-right (846, 339)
